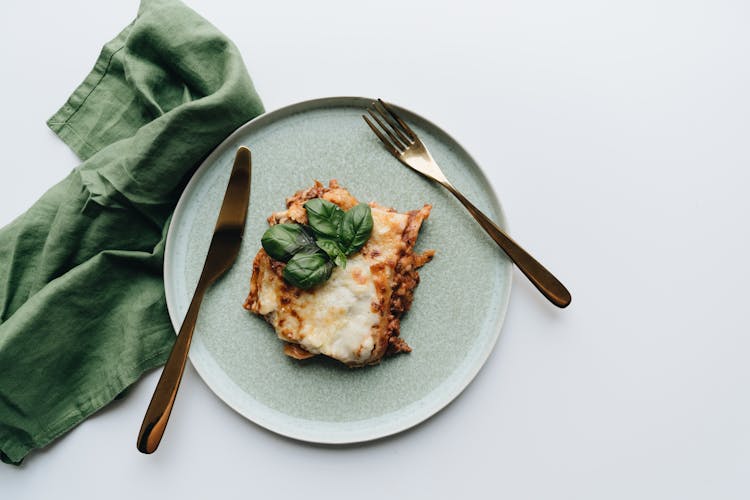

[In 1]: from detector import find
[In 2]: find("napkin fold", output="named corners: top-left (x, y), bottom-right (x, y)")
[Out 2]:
top-left (0, 0), bottom-right (263, 464)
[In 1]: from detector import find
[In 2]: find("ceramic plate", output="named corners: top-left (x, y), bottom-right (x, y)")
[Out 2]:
top-left (164, 96), bottom-right (512, 443)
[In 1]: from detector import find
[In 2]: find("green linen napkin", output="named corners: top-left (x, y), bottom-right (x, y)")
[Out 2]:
top-left (0, 0), bottom-right (263, 464)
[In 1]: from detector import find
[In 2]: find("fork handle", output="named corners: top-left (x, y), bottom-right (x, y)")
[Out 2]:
top-left (443, 183), bottom-right (571, 308)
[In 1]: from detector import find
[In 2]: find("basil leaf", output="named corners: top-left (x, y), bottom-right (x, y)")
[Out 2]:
top-left (316, 238), bottom-right (347, 269)
top-left (304, 198), bottom-right (344, 239)
top-left (338, 203), bottom-right (373, 255)
top-left (261, 223), bottom-right (316, 262)
top-left (283, 252), bottom-right (334, 289)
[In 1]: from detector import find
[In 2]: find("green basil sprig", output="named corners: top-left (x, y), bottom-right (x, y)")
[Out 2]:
top-left (338, 203), bottom-right (374, 255)
top-left (260, 198), bottom-right (373, 289)
top-left (261, 223), bottom-right (316, 262)
top-left (283, 253), bottom-right (334, 289)
top-left (316, 238), bottom-right (347, 268)
top-left (303, 198), bottom-right (343, 239)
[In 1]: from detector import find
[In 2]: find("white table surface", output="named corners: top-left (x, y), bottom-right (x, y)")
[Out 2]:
top-left (2, 0), bottom-right (749, 498)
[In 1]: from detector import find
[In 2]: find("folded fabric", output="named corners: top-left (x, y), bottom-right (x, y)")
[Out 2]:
top-left (0, 0), bottom-right (263, 464)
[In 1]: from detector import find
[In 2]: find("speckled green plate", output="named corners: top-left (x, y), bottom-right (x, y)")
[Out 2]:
top-left (164, 96), bottom-right (512, 443)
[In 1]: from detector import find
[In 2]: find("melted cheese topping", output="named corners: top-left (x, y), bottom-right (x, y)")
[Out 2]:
top-left (367, 208), bottom-right (408, 265)
top-left (287, 255), bottom-right (379, 363)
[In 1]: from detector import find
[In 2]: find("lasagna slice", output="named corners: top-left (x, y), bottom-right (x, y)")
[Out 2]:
top-left (243, 180), bottom-right (434, 367)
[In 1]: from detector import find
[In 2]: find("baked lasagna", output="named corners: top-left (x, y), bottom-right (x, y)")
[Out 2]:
top-left (243, 180), bottom-right (434, 367)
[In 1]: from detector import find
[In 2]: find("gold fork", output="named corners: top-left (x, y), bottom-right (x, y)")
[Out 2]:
top-left (363, 99), bottom-right (571, 308)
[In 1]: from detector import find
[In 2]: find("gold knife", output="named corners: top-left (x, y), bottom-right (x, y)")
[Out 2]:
top-left (137, 146), bottom-right (252, 454)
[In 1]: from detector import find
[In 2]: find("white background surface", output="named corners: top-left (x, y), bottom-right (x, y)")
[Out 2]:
top-left (2, 0), bottom-right (749, 498)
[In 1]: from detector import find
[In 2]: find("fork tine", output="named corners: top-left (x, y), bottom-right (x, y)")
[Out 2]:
top-left (362, 115), bottom-right (401, 158)
top-left (373, 101), bottom-right (413, 145)
top-left (367, 108), bottom-right (406, 151)
top-left (378, 98), bottom-right (418, 141)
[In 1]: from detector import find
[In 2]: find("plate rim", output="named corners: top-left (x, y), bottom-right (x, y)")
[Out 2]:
top-left (164, 95), bottom-right (513, 444)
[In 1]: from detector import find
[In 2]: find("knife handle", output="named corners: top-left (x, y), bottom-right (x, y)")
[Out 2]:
top-left (137, 280), bottom-right (207, 454)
